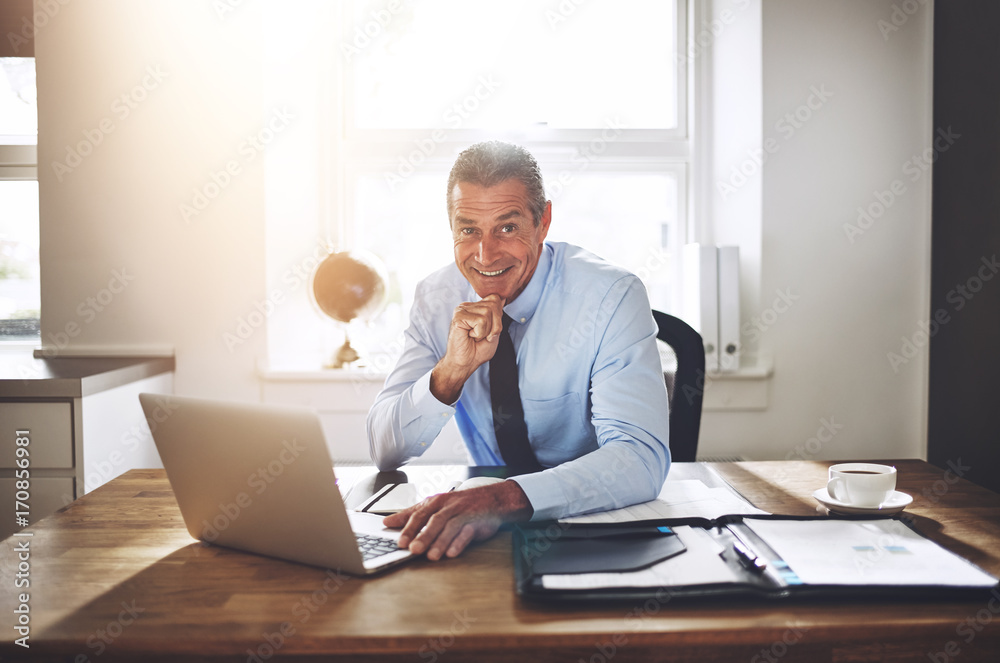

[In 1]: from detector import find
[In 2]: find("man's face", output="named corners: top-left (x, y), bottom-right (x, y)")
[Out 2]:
top-left (450, 178), bottom-right (551, 304)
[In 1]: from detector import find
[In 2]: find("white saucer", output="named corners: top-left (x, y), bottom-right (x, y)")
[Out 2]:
top-left (812, 488), bottom-right (913, 516)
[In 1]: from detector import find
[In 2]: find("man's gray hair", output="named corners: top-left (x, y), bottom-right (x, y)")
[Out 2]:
top-left (446, 141), bottom-right (547, 226)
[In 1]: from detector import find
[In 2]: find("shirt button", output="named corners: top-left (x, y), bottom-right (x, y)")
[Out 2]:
top-left (520, 317), bottom-right (526, 323)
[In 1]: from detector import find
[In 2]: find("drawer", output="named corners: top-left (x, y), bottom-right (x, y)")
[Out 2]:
top-left (0, 476), bottom-right (75, 540)
top-left (0, 402), bottom-right (74, 469)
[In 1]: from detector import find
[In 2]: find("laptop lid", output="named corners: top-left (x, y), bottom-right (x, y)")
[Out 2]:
top-left (138, 393), bottom-right (411, 574)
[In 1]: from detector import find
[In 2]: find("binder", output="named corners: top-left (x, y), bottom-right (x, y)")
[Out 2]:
top-left (717, 246), bottom-right (741, 372)
top-left (681, 244), bottom-right (719, 372)
top-left (682, 244), bottom-right (741, 373)
top-left (513, 514), bottom-right (998, 602)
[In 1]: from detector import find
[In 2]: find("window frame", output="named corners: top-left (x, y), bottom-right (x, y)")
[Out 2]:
top-left (338, 1), bottom-right (688, 142)
top-left (0, 54), bottom-right (40, 342)
top-left (264, 0), bottom-right (696, 369)
top-left (0, 143), bottom-right (36, 181)
top-left (331, 0), bottom-right (692, 260)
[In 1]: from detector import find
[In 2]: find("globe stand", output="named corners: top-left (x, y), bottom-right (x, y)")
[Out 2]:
top-left (326, 334), bottom-right (361, 369)
top-left (310, 249), bottom-right (388, 371)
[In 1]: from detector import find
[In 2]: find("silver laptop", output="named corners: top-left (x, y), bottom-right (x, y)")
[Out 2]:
top-left (139, 393), bottom-right (414, 575)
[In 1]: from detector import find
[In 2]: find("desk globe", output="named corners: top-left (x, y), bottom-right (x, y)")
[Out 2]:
top-left (311, 250), bottom-right (388, 369)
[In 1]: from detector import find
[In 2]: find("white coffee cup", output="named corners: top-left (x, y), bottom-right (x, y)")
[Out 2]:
top-left (827, 463), bottom-right (897, 508)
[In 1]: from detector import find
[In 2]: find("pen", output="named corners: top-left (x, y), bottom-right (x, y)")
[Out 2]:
top-left (729, 530), bottom-right (768, 573)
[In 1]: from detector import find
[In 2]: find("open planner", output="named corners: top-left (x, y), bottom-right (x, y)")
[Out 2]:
top-left (513, 514), bottom-right (999, 602)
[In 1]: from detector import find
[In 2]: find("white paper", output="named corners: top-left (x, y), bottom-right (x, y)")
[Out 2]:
top-left (354, 477), bottom-right (504, 514)
top-left (746, 518), bottom-right (998, 587)
top-left (559, 480), bottom-right (767, 524)
top-left (541, 526), bottom-right (741, 590)
top-left (354, 483), bottom-right (418, 514)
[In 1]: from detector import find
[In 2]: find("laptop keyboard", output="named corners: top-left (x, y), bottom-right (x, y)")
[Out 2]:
top-left (356, 532), bottom-right (402, 561)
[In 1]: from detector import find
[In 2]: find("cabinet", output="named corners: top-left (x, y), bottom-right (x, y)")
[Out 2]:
top-left (0, 354), bottom-right (174, 540)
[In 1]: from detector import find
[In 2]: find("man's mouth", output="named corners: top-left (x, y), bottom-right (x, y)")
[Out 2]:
top-left (475, 267), bottom-right (511, 277)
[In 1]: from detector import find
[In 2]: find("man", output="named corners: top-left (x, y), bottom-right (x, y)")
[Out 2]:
top-left (367, 141), bottom-right (670, 561)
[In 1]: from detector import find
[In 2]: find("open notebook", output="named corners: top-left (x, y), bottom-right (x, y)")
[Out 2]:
top-left (515, 515), bottom-right (998, 601)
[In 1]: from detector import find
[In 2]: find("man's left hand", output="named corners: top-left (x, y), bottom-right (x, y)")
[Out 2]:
top-left (383, 481), bottom-right (533, 560)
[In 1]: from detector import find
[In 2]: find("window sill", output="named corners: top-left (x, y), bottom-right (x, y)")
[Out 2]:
top-left (260, 356), bottom-right (774, 410)
top-left (259, 366), bottom-right (388, 383)
top-left (702, 356), bottom-right (774, 411)
top-left (258, 362), bottom-right (390, 415)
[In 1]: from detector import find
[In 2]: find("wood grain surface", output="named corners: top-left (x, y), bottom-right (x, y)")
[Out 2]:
top-left (1, 460), bottom-right (998, 662)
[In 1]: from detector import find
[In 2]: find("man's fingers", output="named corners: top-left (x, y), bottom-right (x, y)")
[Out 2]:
top-left (468, 314), bottom-right (490, 341)
top-left (481, 294), bottom-right (506, 341)
top-left (454, 304), bottom-right (492, 339)
top-left (383, 483), bottom-right (528, 559)
top-left (423, 512), bottom-right (501, 560)
top-left (408, 506), bottom-right (452, 555)
top-left (446, 524), bottom-right (478, 558)
top-left (398, 515), bottom-right (427, 549)
top-left (486, 307), bottom-right (502, 342)
top-left (454, 305), bottom-right (504, 343)
top-left (425, 515), bottom-right (473, 561)
top-left (392, 501), bottom-right (435, 548)
top-left (382, 510), bottom-right (408, 529)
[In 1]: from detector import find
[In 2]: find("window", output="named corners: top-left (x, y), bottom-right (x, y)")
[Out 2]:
top-left (264, 0), bottom-right (690, 370)
top-left (0, 57), bottom-right (40, 341)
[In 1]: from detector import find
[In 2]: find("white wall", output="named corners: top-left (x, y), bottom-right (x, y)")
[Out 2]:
top-left (36, 0), bottom-right (268, 402)
top-left (703, 0), bottom-right (764, 351)
top-left (699, 0), bottom-right (934, 461)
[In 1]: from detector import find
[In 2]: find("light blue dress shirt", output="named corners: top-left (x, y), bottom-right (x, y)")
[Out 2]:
top-left (366, 242), bottom-right (671, 521)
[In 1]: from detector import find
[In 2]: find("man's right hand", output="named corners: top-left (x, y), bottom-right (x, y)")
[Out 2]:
top-left (430, 293), bottom-right (505, 404)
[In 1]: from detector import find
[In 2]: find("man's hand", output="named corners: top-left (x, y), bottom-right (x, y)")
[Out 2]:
top-left (384, 480), bottom-right (532, 560)
top-left (430, 293), bottom-right (505, 404)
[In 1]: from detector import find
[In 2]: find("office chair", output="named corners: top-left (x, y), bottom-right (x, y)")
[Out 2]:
top-left (651, 310), bottom-right (705, 463)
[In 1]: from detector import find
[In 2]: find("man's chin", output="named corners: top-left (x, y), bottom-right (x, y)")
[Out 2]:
top-left (471, 286), bottom-right (510, 302)
top-left (465, 275), bottom-right (510, 301)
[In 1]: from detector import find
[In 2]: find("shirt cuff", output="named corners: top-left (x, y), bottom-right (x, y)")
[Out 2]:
top-left (509, 471), bottom-right (566, 522)
top-left (401, 370), bottom-right (457, 426)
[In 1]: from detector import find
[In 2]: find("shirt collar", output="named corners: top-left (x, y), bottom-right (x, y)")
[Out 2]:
top-left (504, 242), bottom-right (552, 325)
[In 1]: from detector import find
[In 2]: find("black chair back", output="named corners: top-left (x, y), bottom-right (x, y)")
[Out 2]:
top-left (651, 310), bottom-right (705, 463)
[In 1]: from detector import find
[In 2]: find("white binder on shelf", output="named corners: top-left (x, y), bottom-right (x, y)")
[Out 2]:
top-left (681, 244), bottom-right (719, 372)
top-left (717, 246), bottom-right (741, 373)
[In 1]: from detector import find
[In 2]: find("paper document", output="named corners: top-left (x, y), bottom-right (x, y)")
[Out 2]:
top-left (559, 480), bottom-right (767, 524)
top-left (355, 476), bottom-right (504, 514)
top-left (541, 526), bottom-right (741, 590)
top-left (746, 518), bottom-right (998, 587)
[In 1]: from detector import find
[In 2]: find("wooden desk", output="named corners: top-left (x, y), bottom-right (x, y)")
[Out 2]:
top-left (2, 460), bottom-right (999, 662)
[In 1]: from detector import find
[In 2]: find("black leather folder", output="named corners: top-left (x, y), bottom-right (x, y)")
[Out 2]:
top-left (527, 525), bottom-right (687, 576)
top-left (513, 514), bottom-right (999, 602)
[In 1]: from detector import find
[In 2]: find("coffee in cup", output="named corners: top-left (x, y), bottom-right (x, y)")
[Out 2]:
top-left (827, 463), bottom-right (896, 508)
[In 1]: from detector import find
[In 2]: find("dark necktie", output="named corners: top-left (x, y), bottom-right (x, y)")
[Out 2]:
top-left (490, 314), bottom-right (543, 473)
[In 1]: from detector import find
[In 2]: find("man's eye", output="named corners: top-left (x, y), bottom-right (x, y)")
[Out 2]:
top-left (500, 224), bottom-right (516, 233)
top-left (460, 228), bottom-right (475, 236)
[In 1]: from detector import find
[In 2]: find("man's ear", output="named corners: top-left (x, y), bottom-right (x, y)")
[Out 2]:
top-left (538, 201), bottom-right (552, 241)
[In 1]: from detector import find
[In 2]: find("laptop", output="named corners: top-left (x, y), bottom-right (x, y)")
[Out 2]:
top-left (139, 393), bottom-right (414, 575)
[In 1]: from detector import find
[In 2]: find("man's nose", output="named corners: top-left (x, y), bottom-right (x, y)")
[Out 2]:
top-left (477, 235), bottom-right (500, 265)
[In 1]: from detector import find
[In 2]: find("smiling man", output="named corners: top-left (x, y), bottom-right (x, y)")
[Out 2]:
top-left (367, 141), bottom-right (671, 560)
